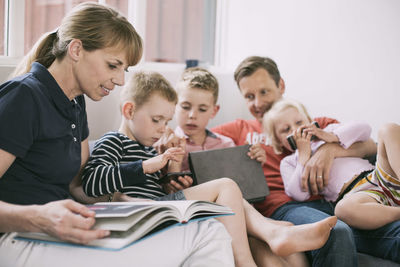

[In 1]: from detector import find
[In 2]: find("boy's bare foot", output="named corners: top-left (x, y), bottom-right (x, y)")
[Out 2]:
top-left (265, 216), bottom-right (337, 257)
top-left (269, 219), bottom-right (294, 227)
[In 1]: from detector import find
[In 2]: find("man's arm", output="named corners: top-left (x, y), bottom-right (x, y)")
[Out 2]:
top-left (301, 138), bottom-right (377, 195)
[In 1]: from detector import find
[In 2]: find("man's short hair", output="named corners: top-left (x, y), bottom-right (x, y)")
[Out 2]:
top-left (234, 56), bottom-right (281, 88)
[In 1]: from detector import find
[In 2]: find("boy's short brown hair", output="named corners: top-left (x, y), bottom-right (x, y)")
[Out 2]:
top-left (234, 56), bottom-right (281, 88)
top-left (121, 70), bottom-right (177, 109)
top-left (176, 67), bottom-right (219, 104)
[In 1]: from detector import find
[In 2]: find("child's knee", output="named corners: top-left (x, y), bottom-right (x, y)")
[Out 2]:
top-left (379, 123), bottom-right (400, 140)
top-left (214, 177), bottom-right (241, 193)
top-left (334, 198), bottom-right (353, 221)
top-left (220, 177), bottom-right (240, 188)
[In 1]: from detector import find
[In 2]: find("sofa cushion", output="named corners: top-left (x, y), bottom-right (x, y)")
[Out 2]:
top-left (358, 253), bottom-right (399, 267)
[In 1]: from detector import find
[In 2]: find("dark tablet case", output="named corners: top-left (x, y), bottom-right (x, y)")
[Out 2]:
top-left (188, 145), bottom-right (269, 203)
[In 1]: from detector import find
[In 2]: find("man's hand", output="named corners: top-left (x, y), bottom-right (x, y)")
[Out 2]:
top-left (301, 143), bottom-right (337, 195)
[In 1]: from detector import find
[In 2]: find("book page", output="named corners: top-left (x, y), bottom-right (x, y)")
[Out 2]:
top-left (16, 200), bottom-right (233, 250)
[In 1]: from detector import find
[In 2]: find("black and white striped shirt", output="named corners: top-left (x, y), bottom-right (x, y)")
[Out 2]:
top-left (82, 132), bottom-right (166, 199)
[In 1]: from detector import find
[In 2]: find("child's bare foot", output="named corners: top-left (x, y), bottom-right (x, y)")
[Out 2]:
top-left (270, 219), bottom-right (294, 227)
top-left (265, 216), bottom-right (337, 257)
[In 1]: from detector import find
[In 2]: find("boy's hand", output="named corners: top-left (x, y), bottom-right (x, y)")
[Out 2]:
top-left (142, 147), bottom-right (185, 174)
top-left (168, 138), bottom-right (186, 172)
top-left (247, 143), bottom-right (266, 165)
top-left (153, 127), bottom-right (182, 154)
top-left (163, 175), bottom-right (193, 193)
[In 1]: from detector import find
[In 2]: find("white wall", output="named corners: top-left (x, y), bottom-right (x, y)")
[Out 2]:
top-left (223, 0), bottom-right (400, 139)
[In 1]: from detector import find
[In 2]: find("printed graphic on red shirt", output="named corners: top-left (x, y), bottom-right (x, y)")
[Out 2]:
top-left (245, 132), bottom-right (270, 146)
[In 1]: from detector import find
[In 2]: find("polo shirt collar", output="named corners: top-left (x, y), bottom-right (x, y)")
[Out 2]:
top-left (30, 62), bottom-right (79, 118)
top-left (205, 129), bottom-right (217, 138)
top-left (175, 126), bottom-right (219, 142)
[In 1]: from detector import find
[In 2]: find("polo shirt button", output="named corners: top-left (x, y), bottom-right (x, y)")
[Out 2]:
top-left (71, 124), bottom-right (76, 129)
top-left (73, 137), bottom-right (77, 142)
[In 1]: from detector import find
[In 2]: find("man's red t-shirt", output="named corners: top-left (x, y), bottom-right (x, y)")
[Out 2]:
top-left (212, 117), bottom-right (338, 217)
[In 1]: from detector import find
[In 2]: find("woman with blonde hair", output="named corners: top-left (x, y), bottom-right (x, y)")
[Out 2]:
top-left (0, 3), bottom-right (234, 266)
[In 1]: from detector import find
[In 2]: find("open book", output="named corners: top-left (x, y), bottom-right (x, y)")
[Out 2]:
top-left (17, 200), bottom-right (233, 250)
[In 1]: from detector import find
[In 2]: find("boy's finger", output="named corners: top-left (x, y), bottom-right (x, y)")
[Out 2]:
top-left (247, 152), bottom-right (255, 159)
top-left (184, 175), bottom-right (193, 186)
top-left (177, 176), bottom-right (191, 188)
top-left (170, 180), bottom-right (184, 190)
top-left (256, 156), bottom-right (266, 164)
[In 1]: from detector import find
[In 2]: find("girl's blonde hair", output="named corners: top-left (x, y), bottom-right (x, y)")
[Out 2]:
top-left (11, 2), bottom-right (142, 78)
top-left (120, 71), bottom-right (178, 110)
top-left (263, 98), bottom-right (312, 154)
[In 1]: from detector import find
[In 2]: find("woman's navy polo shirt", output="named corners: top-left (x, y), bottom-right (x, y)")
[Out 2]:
top-left (0, 62), bottom-right (89, 204)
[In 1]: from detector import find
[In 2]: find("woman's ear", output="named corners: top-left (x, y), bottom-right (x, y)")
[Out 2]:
top-left (68, 39), bottom-right (83, 62)
top-left (121, 101), bottom-right (135, 120)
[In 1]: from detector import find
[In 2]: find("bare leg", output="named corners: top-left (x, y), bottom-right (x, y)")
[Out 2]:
top-left (183, 178), bottom-right (257, 267)
top-left (285, 252), bottom-right (310, 267)
top-left (335, 192), bottom-right (400, 229)
top-left (377, 123), bottom-right (400, 178)
top-left (335, 123), bottom-right (400, 229)
top-left (249, 236), bottom-right (309, 267)
top-left (184, 178), bottom-right (336, 262)
top-left (243, 200), bottom-right (337, 256)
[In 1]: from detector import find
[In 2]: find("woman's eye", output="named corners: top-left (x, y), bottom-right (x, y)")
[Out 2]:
top-left (245, 94), bottom-right (254, 100)
top-left (108, 64), bottom-right (117, 69)
top-left (181, 106), bottom-right (190, 110)
top-left (199, 108), bottom-right (207, 112)
top-left (152, 118), bottom-right (159, 123)
top-left (296, 120), bottom-right (303, 125)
